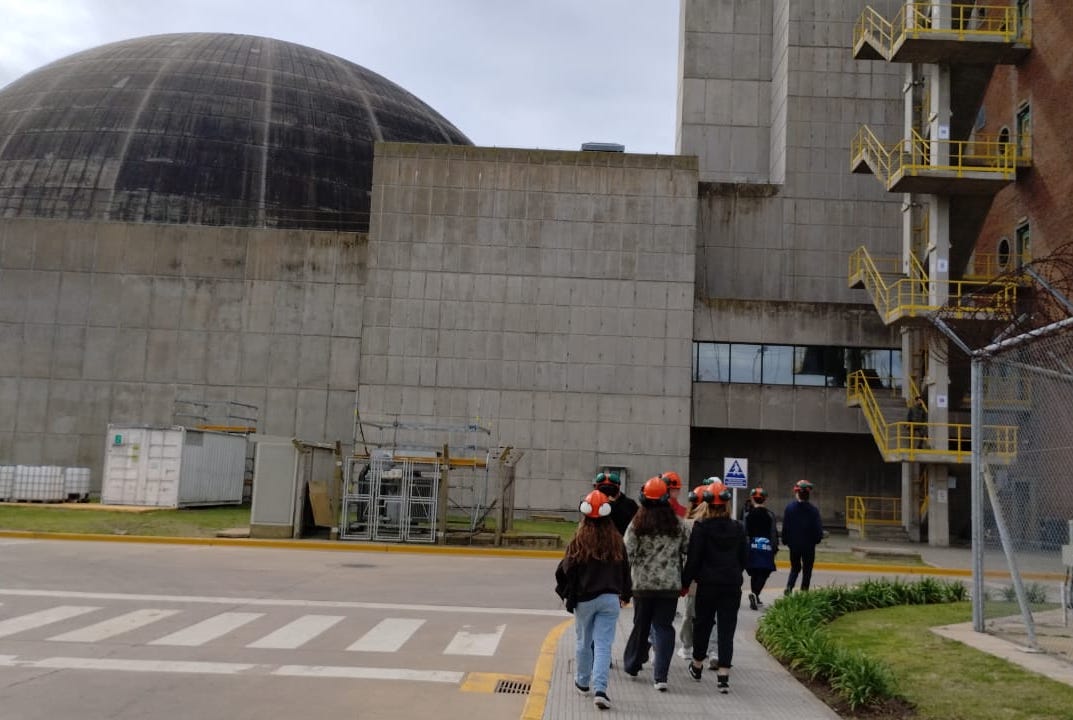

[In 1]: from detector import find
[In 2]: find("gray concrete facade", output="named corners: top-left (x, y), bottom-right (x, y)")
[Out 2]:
top-left (680, 0), bottom-right (907, 520)
top-left (0, 218), bottom-right (365, 476)
top-left (359, 144), bottom-right (698, 511)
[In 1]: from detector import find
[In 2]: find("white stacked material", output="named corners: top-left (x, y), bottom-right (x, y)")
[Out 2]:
top-left (0, 466), bottom-right (13, 501)
top-left (63, 467), bottom-right (91, 499)
top-left (13, 465), bottom-right (65, 502)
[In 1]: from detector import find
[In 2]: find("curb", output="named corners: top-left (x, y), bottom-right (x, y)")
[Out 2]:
top-left (520, 618), bottom-right (572, 720)
top-left (1, 530), bottom-right (1062, 581)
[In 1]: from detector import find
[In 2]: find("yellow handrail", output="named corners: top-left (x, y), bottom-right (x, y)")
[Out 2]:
top-left (855, 3), bottom-right (1032, 58)
top-left (849, 246), bottom-right (1017, 323)
top-left (847, 370), bottom-right (1018, 463)
top-left (853, 125), bottom-right (1018, 189)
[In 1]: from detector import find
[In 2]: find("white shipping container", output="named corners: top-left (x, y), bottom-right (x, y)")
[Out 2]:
top-left (63, 467), bottom-right (91, 499)
top-left (13, 465), bottom-right (65, 502)
top-left (0, 466), bottom-right (13, 500)
top-left (101, 425), bottom-right (247, 508)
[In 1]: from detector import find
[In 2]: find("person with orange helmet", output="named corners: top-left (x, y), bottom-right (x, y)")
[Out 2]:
top-left (661, 471), bottom-right (688, 518)
top-left (743, 486), bottom-right (779, 610)
top-left (681, 482), bottom-right (746, 694)
top-left (782, 479), bottom-right (823, 596)
top-left (676, 485), bottom-right (720, 663)
top-left (555, 490), bottom-right (632, 710)
top-left (622, 477), bottom-right (690, 692)
top-left (593, 471), bottom-right (638, 536)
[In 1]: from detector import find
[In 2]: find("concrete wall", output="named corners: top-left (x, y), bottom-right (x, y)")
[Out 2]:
top-left (361, 143), bottom-right (698, 511)
top-left (0, 218), bottom-right (365, 482)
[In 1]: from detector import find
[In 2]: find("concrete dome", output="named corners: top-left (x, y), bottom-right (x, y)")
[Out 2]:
top-left (0, 33), bottom-right (470, 231)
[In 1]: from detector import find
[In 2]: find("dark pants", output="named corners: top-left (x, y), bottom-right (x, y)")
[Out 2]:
top-left (786, 546), bottom-right (816, 591)
top-left (747, 568), bottom-right (773, 596)
top-left (691, 584), bottom-right (741, 669)
top-left (623, 595), bottom-right (677, 683)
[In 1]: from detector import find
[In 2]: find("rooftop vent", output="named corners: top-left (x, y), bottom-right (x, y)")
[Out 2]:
top-left (581, 142), bottom-right (625, 153)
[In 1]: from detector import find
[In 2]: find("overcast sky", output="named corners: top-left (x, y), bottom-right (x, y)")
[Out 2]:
top-left (0, 0), bottom-right (681, 154)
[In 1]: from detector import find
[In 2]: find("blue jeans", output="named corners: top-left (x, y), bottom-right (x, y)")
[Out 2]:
top-left (574, 593), bottom-right (620, 693)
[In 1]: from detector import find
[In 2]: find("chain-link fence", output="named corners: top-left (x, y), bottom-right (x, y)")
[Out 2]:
top-left (977, 324), bottom-right (1073, 661)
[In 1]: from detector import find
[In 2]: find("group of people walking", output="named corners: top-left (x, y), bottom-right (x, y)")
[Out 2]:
top-left (555, 471), bottom-right (823, 710)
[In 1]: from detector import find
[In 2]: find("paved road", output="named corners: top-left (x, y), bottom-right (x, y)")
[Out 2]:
top-left (0, 538), bottom-right (565, 720)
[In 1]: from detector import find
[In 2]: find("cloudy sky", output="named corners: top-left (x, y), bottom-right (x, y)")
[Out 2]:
top-left (0, 0), bottom-right (681, 154)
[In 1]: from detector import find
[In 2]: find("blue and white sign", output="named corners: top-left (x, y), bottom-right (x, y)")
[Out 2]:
top-left (723, 457), bottom-right (748, 488)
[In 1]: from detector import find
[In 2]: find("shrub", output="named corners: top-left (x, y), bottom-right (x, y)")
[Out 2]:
top-left (757, 577), bottom-right (967, 709)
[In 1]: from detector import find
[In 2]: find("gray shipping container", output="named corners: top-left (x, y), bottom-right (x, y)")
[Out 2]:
top-left (102, 425), bottom-right (246, 508)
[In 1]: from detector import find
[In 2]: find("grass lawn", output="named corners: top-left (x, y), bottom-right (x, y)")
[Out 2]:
top-left (825, 602), bottom-right (1073, 719)
top-left (0, 504), bottom-right (251, 538)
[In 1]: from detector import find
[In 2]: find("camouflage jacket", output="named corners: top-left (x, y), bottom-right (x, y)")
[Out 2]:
top-left (624, 520), bottom-right (690, 596)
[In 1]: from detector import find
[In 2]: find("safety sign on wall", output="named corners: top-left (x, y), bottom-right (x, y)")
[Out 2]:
top-left (723, 457), bottom-right (748, 488)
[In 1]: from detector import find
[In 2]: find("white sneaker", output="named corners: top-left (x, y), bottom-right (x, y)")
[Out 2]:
top-left (654, 681), bottom-right (668, 692)
top-left (676, 647), bottom-right (690, 659)
top-left (593, 691), bottom-right (611, 709)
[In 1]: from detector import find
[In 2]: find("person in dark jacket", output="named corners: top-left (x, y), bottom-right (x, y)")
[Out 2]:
top-left (622, 477), bottom-right (689, 692)
top-left (680, 482), bottom-right (746, 694)
top-left (743, 486), bottom-right (779, 609)
top-left (555, 490), bottom-right (632, 710)
top-left (782, 479), bottom-right (823, 595)
top-left (594, 471), bottom-right (638, 536)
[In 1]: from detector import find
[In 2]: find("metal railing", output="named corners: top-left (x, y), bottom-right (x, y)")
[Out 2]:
top-left (846, 495), bottom-right (903, 537)
top-left (855, 3), bottom-right (1032, 58)
top-left (847, 370), bottom-right (1018, 463)
top-left (852, 126), bottom-right (1019, 188)
top-left (849, 246), bottom-right (1018, 324)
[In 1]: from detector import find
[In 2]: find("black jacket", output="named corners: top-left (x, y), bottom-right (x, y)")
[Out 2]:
top-left (781, 500), bottom-right (823, 550)
top-left (744, 505), bottom-right (779, 553)
top-left (681, 516), bottom-right (747, 589)
top-left (607, 495), bottom-right (638, 536)
top-left (555, 555), bottom-right (632, 612)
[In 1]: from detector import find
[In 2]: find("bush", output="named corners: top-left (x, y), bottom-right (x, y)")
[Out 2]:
top-left (757, 577), bottom-right (967, 709)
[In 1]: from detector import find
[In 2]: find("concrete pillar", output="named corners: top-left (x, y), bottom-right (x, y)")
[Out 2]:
top-left (928, 64), bottom-right (951, 167)
top-left (902, 462), bottom-right (921, 541)
top-left (927, 464), bottom-right (950, 546)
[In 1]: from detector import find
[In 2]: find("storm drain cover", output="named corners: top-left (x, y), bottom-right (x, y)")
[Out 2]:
top-left (494, 679), bottom-right (531, 695)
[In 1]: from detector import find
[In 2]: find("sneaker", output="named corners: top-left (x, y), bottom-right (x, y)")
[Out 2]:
top-left (593, 691), bottom-right (611, 710)
top-left (654, 681), bottom-right (668, 692)
top-left (709, 657), bottom-right (719, 670)
top-left (624, 667), bottom-right (639, 679)
top-left (748, 592), bottom-right (758, 610)
top-left (677, 647), bottom-right (690, 659)
top-left (687, 662), bottom-right (702, 681)
top-left (784, 587), bottom-right (793, 597)
top-left (717, 675), bottom-right (729, 694)
top-left (575, 681), bottom-right (590, 695)
top-left (756, 595), bottom-right (764, 606)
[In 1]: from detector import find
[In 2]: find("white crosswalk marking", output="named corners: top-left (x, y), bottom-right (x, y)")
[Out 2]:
top-left (246, 614), bottom-right (344, 649)
top-left (148, 612), bottom-right (263, 647)
top-left (0, 606), bottom-right (99, 639)
top-left (347, 618), bottom-right (425, 652)
top-left (443, 624), bottom-right (505, 656)
top-left (48, 609), bottom-right (180, 643)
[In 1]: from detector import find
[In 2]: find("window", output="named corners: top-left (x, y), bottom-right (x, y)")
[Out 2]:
top-left (997, 236), bottom-right (1011, 269)
top-left (693, 342), bottom-right (901, 389)
top-left (1016, 103), bottom-right (1030, 160)
top-left (695, 343), bottom-right (729, 382)
top-left (1015, 221), bottom-right (1030, 267)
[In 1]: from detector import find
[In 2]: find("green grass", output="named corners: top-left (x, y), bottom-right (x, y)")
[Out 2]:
top-left (0, 504), bottom-right (251, 538)
top-left (826, 602), bottom-right (1073, 719)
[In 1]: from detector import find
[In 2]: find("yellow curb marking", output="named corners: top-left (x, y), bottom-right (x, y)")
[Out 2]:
top-left (520, 618), bottom-right (572, 720)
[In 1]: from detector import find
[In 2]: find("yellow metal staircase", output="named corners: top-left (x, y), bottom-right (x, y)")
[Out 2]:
top-left (848, 246), bottom-right (1018, 324)
top-left (851, 126), bottom-right (1018, 194)
top-left (846, 370), bottom-right (1016, 464)
top-left (853, 3), bottom-right (1031, 64)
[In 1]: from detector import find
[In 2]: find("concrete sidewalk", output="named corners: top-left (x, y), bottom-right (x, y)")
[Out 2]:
top-left (542, 602), bottom-right (840, 719)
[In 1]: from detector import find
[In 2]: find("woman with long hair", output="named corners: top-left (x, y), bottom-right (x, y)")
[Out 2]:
top-left (681, 482), bottom-right (746, 694)
top-left (622, 477), bottom-right (690, 692)
top-left (555, 489), bottom-right (632, 710)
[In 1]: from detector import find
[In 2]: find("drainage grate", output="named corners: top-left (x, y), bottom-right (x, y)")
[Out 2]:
top-left (494, 679), bottom-right (532, 695)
